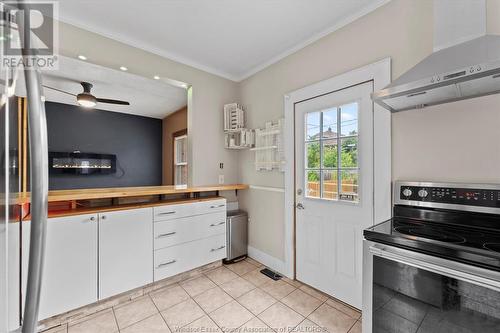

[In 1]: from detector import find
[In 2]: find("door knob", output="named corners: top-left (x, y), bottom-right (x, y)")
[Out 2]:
top-left (297, 189), bottom-right (303, 195)
top-left (296, 203), bottom-right (305, 210)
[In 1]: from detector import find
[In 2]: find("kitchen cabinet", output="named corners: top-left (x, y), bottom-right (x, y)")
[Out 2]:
top-left (22, 214), bottom-right (98, 320)
top-left (153, 199), bottom-right (227, 281)
top-left (19, 197), bottom-right (227, 321)
top-left (154, 234), bottom-right (226, 281)
top-left (98, 208), bottom-right (153, 299)
top-left (153, 211), bottom-right (226, 250)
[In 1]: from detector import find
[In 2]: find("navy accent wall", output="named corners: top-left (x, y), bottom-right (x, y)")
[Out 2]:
top-left (46, 101), bottom-right (162, 190)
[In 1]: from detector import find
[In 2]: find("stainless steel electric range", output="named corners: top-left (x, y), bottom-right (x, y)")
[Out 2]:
top-left (362, 181), bottom-right (500, 333)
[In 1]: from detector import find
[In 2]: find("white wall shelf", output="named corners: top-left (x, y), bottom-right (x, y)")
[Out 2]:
top-left (254, 119), bottom-right (285, 171)
top-left (223, 103), bottom-right (255, 150)
top-left (224, 103), bottom-right (245, 131)
top-left (225, 128), bottom-right (255, 149)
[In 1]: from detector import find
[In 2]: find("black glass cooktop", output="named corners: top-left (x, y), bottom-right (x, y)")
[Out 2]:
top-left (364, 206), bottom-right (500, 271)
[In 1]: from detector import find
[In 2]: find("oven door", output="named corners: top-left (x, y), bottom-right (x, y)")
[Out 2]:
top-left (363, 241), bottom-right (500, 333)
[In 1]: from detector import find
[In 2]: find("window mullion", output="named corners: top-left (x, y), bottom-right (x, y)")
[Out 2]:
top-left (337, 107), bottom-right (342, 198)
top-left (319, 112), bottom-right (324, 198)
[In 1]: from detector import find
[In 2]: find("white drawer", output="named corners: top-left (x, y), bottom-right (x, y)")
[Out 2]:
top-left (154, 212), bottom-right (226, 250)
top-left (154, 234), bottom-right (226, 281)
top-left (154, 199), bottom-right (226, 222)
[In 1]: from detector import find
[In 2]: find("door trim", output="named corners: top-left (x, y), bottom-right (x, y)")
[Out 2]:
top-left (283, 58), bottom-right (392, 278)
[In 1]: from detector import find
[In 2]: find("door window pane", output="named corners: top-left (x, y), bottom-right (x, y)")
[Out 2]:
top-left (306, 170), bottom-right (320, 198)
top-left (340, 103), bottom-right (358, 137)
top-left (306, 112), bottom-right (321, 140)
top-left (322, 170), bottom-right (338, 200)
top-left (340, 170), bottom-right (359, 202)
top-left (322, 140), bottom-right (337, 168)
top-left (341, 137), bottom-right (358, 168)
top-left (306, 142), bottom-right (321, 168)
top-left (303, 102), bottom-right (359, 202)
top-left (322, 108), bottom-right (338, 139)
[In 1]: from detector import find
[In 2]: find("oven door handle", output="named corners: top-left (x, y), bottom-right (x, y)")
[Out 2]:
top-left (370, 244), bottom-right (500, 292)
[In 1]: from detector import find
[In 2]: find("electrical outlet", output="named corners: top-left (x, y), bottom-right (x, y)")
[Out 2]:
top-left (218, 175), bottom-right (225, 184)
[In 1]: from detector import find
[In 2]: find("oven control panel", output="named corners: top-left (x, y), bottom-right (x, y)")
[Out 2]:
top-left (395, 182), bottom-right (500, 210)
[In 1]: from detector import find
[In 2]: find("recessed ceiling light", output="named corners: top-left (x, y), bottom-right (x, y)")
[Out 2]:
top-left (153, 75), bottom-right (160, 80)
top-left (120, 66), bottom-right (128, 71)
top-left (78, 55), bottom-right (87, 61)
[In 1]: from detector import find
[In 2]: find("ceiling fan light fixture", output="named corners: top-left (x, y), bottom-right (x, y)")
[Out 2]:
top-left (77, 93), bottom-right (97, 108)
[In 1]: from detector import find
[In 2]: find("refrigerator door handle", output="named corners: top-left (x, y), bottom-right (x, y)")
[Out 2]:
top-left (19, 2), bottom-right (49, 332)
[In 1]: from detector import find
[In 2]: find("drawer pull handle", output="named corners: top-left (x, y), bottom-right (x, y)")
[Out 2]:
top-left (209, 221), bottom-right (226, 227)
top-left (210, 245), bottom-right (226, 252)
top-left (158, 211), bottom-right (176, 215)
top-left (210, 204), bottom-right (226, 209)
top-left (157, 232), bottom-right (176, 238)
top-left (157, 260), bottom-right (177, 268)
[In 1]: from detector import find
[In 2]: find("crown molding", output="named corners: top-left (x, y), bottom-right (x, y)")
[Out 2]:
top-left (58, 0), bottom-right (392, 82)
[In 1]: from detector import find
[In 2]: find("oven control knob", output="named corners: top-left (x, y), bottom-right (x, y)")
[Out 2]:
top-left (418, 189), bottom-right (429, 198)
top-left (402, 188), bottom-right (412, 197)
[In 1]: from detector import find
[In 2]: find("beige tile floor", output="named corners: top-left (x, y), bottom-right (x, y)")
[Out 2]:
top-left (43, 258), bottom-right (361, 333)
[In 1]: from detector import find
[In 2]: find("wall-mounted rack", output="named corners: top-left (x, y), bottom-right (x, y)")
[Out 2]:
top-left (251, 119), bottom-right (285, 171)
top-left (223, 103), bottom-right (255, 150)
top-left (225, 129), bottom-right (255, 149)
top-left (224, 103), bottom-right (245, 131)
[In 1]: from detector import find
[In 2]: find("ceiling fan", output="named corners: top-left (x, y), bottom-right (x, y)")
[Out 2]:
top-left (43, 82), bottom-right (130, 108)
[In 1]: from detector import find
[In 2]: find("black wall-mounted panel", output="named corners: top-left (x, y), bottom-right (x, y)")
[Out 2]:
top-left (45, 101), bottom-right (162, 190)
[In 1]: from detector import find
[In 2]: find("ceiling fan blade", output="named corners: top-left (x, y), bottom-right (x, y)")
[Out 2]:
top-left (96, 98), bottom-right (130, 105)
top-left (43, 85), bottom-right (77, 96)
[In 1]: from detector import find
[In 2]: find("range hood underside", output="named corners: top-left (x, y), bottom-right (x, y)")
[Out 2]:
top-left (373, 35), bottom-right (500, 112)
top-left (375, 67), bottom-right (500, 112)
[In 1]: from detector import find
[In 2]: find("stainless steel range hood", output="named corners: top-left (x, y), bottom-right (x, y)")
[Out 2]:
top-left (372, 35), bottom-right (500, 112)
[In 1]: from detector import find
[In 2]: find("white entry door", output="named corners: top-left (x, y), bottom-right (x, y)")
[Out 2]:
top-left (295, 81), bottom-right (374, 309)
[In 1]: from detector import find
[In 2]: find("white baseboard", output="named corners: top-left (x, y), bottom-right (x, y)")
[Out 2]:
top-left (247, 246), bottom-right (291, 278)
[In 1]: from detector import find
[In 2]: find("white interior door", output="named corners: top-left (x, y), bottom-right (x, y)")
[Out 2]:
top-left (295, 81), bottom-right (374, 309)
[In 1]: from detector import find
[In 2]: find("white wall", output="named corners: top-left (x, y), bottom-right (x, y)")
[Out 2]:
top-left (57, 0), bottom-right (500, 269)
top-left (237, 0), bottom-right (434, 261)
top-left (58, 22), bottom-right (240, 187)
top-left (488, 0), bottom-right (500, 34)
top-left (238, 0), bottom-right (500, 266)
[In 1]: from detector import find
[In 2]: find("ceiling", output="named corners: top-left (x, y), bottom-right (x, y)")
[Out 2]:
top-left (15, 56), bottom-right (188, 119)
top-left (57, 0), bottom-right (390, 81)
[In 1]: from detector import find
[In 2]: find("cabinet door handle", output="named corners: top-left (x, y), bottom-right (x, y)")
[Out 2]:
top-left (209, 221), bottom-right (226, 227)
top-left (210, 204), bottom-right (225, 209)
top-left (210, 245), bottom-right (226, 252)
top-left (101, 215), bottom-right (106, 220)
top-left (157, 260), bottom-right (177, 268)
top-left (158, 211), bottom-right (176, 215)
top-left (90, 217), bottom-right (96, 221)
top-left (157, 231), bottom-right (176, 238)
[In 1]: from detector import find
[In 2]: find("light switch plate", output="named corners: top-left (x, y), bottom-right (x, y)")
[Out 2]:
top-left (218, 175), bottom-right (225, 184)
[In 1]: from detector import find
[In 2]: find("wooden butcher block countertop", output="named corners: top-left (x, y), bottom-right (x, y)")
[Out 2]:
top-left (16, 184), bottom-right (249, 204)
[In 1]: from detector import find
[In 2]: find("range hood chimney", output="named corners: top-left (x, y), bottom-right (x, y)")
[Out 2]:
top-left (372, 0), bottom-right (500, 112)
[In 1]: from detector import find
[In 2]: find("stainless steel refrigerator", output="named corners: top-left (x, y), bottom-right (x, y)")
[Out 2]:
top-left (1, 1), bottom-right (49, 332)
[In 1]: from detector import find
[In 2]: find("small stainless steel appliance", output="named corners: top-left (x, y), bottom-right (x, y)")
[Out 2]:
top-left (224, 210), bottom-right (248, 264)
top-left (363, 181), bottom-right (500, 333)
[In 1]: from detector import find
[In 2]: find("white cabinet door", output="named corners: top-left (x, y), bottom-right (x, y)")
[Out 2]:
top-left (154, 234), bottom-right (226, 281)
top-left (22, 214), bottom-right (98, 320)
top-left (99, 208), bottom-right (153, 299)
top-left (153, 199), bottom-right (226, 222)
top-left (153, 212), bottom-right (226, 250)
